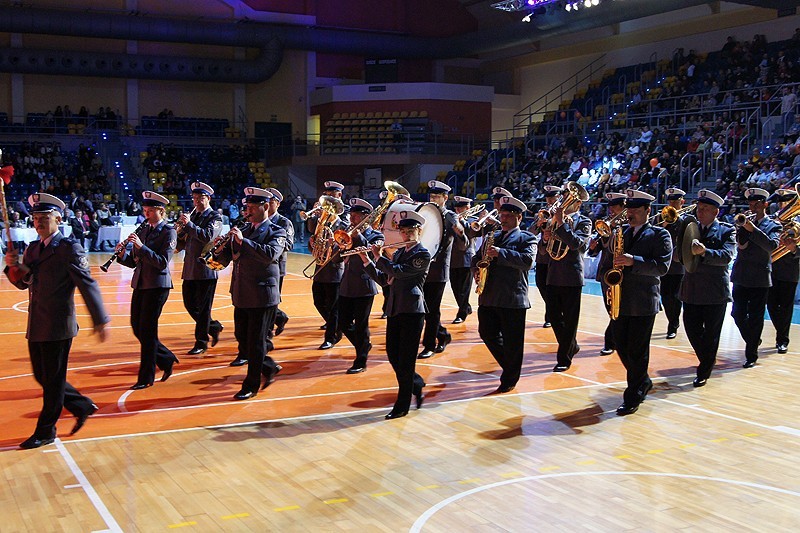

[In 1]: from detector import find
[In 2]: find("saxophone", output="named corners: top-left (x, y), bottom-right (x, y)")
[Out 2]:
top-left (603, 225), bottom-right (624, 320)
top-left (475, 226), bottom-right (497, 295)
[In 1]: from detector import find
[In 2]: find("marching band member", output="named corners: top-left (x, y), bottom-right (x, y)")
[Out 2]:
top-left (660, 187), bottom-right (688, 339)
top-left (362, 210), bottom-right (430, 419)
top-left (266, 187), bottom-right (295, 338)
top-left (679, 190), bottom-right (735, 387)
top-left (418, 180), bottom-right (466, 359)
top-left (588, 192), bottom-right (626, 355)
top-left (4, 193), bottom-right (109, 449)
top-left (767, 188), bottom-right (799, 354)
top-left (471, 196), bottom-right (535, 393)
top-left (310, 181), bottom-right (346, 350)
top-left (529, 185), bottom-right (562, 328)
top-left (178, 181), bottom-right (224, 355)
top-left (612, 190), bottom-right (672, 415)
top-left (450, 195), bottom-right (477, 324)
top-left (213, 187), bottom-right (286, 400)
top-left (117, 191), bottom-right (179, 390)
top-left (544, 186), bottom-right (591, 372)
top-left (731, 187), bottom-right (781, 368)
top-left (340, 198), bottom-right (384, 373)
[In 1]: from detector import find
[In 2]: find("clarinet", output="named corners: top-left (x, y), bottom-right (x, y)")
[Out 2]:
top-left (100, 222), bottom-right (148, 272)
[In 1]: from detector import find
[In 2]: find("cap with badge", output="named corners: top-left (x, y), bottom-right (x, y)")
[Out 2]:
top-left (696, 189), bottom-right (724, 208)
top-left (543, 185), bottom-right (563, 198)
top-left (397, 210), bottom-right (426, 228)
top-left (349, 198), bottom-right (374, 213)
top-left (768, 187), bottom-right (798, 203)
top-left (624, 189), bottom-right (655, 208)
top-left (28, 192), bottom-right (65, 214)
top-left (243, 186), bottom-right (273, 204)
top-left (265, 188), bottom-right (283, 202)
top-left (492, 186), bottom-right (512, 199)
top-left (605, 192), bottom-right (626, 206)
top-left (428, 180), bottom-right (451, 194)
top-left (665, 187), bottom-right (686, 201)
top-left (142, 191), bottom-right (170, 207)
top-left (452, 195), bottom-right (472, 207)
top-left (323, 181), bottom-right (344, 192)
top-left (744, 187), bottom-right (769, 201)
top-left (191, 181), bottom-right (214, 196)
top-left (498, 196), bottom-right (527, 213)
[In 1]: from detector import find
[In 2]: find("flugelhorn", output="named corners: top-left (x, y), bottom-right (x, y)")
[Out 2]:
top-left (174, 207), bottom-right (196, 235)
top-left (100, 222), bottom-right (148, 272)
top-left (470, 209), bottom-right (499, 231)
top-left (734, 210), bottom-right (756, 226)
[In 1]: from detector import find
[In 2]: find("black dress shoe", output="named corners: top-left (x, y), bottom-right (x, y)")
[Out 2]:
top-left (19, 435), bottom-right (56, 449)
top-left (418, 350), bottom-right (435, 359)
top-left (319, 324), bottom-right (327, 330)
top-left (572, 344), bottom-right (581, 356)
top-left (777, 344), bottom-right (788, 354)
top-left (346, 365), bottom-right (366, 374)
top-left (385, 410), bottom-right (408, 420)
top-left (553, 364), bottom-right (570, 372)
top-left (494, 384), bottom-right (515, 394)
top-left (229, 356), bottom-right (248, 367)
top-left (415, 391), bottom-right (425, 409)
top-left (233, 390), bottom-right (257, 400)
top-left (261, 366), bottom-right (278, 390)
top-left (434, 333), bottom-right (452, 353)
top-left (160, 363), bottom-right (175, 382)
top-left (452, 317), bottom-right (464, 324)
top-left (275, 316), bottom-right (288, 336)
top-left (666, 331), bottom-right (677, 339)
top-left (543, 322), bottom-right (552, 328)
top-left (616, 402), bottom-right (639, 416)
top-left (380, 313), bottom-right (387, 319)
top-left (70, 403), bottom-right (98, 436)
top-left (600, 347), bottom-right (614, 356)
top-left (692, 377), bottom-right (707, 388)
top-left (210, 324), bottom-right (224, 347)
top-left (318, 341), bottom-right (335, 350)
top-left (743, 360), bottom-right (756, 368)
top-left (187, 343), bottom-right (207, 355)
top-left (130, 382), bottom-right (153, 390)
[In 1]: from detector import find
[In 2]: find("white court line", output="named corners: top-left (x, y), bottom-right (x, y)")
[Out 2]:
top-left (409, 471), bottom-right (800, 533)
top-left (54, 438), bottom-right (122, 533)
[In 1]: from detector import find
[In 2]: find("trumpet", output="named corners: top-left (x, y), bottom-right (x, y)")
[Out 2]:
top-left (649, 204), bottom-right (696, 225)
top-left (339, 240), bottom-right (415, 257)
top-left (298, 204), bottom-right (324, 221)
top-left (470, 209), bottom-right (499, 231)
top-left (595, 209), bottom-right (628, 238)
top-left (734, 210), bottom-right (757, 227)
top-left (456, 203), bottom-right (486, 221)
top-left (100, 222), bottom-right (148, 272)
top-left (174, 207), bottom-right (196, 235)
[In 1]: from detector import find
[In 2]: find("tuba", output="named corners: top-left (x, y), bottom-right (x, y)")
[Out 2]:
top-left (546, 181), bottom-right (589, 261)
top-left (302, 195), bottom-right (345, 278)
top-left (770, 185), bottom-right (800, 262)
top-left (603, 225), bottom-right (624, 320)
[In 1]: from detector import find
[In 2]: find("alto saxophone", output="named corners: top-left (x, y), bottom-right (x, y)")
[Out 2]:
top-left (475, 226), bottom-right (497, 295)
top-left (603, 225), bottom-right (624, 320)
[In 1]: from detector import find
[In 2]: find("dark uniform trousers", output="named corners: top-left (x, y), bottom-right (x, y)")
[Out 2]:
top-left (477, 307), bottom-right (527, 388)
top-left (422, 282), bottom-right (448, 350)
top-left (182, 279), bottom-right (220, 346)
top-left (131, 287), bottom-right (176, 385)
top-left (767, 279), bottom-right (797, 347)
top-left (234, 306), bottom-right (277, 392)
top-left (660, 273), bottom-right (683, 333)
top-left (599, 281), bottom-right (616, 351)
top-left (546, 285), bottom-right (581, 366)
top-left (339, 295), bottom-right (374, 364)
top-left (313, 281), bottom-right (340, 343)
top-left (386, 313), bottom-right (426, 413)
top-left (682, 303), bottom-right (727, 380)
top-left (449, 267), bottom-right (473, 320)
top-left (732, 285), bottom-right (769, 361)
top-left (611, 315), bottom-right (655, 406)
top-left (534, 262), bottom-right (550, 323)
top-left (29, 339), bottom-right (94, 439)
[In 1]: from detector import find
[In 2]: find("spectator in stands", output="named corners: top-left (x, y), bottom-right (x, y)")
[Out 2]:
top-left (781, 87), bottom-right (797, 132)
top-left (96, 203), bottom-right (113, 226)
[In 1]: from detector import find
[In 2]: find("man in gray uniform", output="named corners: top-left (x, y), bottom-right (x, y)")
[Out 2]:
top-left (5, 192), bottom-right (109, 449)
top-left (449, 195), bottom-right (477, 324)
top-left (266, 187), bottom-right (295, 337)
top-left (178, 181), bottom-right (224, 355)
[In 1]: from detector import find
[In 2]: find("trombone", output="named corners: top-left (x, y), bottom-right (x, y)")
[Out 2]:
top-left (456, 203), bottom-right (486, 221)
top-left (595, 209), bottom-right (628, 238)
top-left (649, 204), bottom-right (696, 225)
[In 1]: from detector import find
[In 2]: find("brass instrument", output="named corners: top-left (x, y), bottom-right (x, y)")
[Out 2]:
top-left (734, 210), bottom-right (757, 227)
top-left (595, 209), bottom-right (628, 238)
top-left (456, 203), bottom-right (486, 221)
top-left (649, 204), bottom-right (696, 225)
top-left (199, 215), bottom-right (250, 271)
top-left (333, 181), bottom-right (408, 247)
top-left (603, 225), bottom-right (624, 320)
top-left (770, 186), bottom-right (800, 261)
top-left (546, 181), bottom-right (589, 261)
top-left (339, 240), bottom-right (414, 257)
top-left (100, 222), bottom-right (148, 272)
top-left (302, 195), bottom-right (345, 278)
top-left (298, 205), bottom-right (323, 221)
top-left (174, 207), bottom-right (196, 253)
top-left (475, 224), bottom-right (498, 295)
top-left (470, 209), bottom-right (499, 232)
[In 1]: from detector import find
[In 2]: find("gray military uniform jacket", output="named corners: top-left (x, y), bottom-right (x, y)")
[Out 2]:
top-left (731, 215), bottom-right (781, 288)
top-left (270, 211), bottom-right (295, 278)
top-left (546, 212), bottom-right (592, 287)
top-left (215, 220), bottom-right (286, 308)
top-left (118, 221), bottom-right (177, 290)
top-left (618, 223), bottom-right (673, 316)
top-left (180, 207), bottom-right (223, 280)
top-left (679, 220), bottom-right (735, 305)
top-left (450, 215), bottom-right (476, 269)
top-left (470, 226), bottom-right (535, 308)
top-left (340, 228), bottom-right (384, 298)
top-left (4, 233), bottom-right (109, 341)
top-left (366, 243), bottom-right (431, 316)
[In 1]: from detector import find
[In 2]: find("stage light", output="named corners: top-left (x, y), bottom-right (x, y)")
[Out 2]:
top-left (565, 3), bottom-right (571, 11)
top-left (584, 0), bottom-right (591, 7)
top-left (522, 13), bottom-right (532, 22)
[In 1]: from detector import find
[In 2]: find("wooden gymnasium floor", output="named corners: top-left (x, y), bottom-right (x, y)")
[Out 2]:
top-left (1, 251), bottom-right (800, 532)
